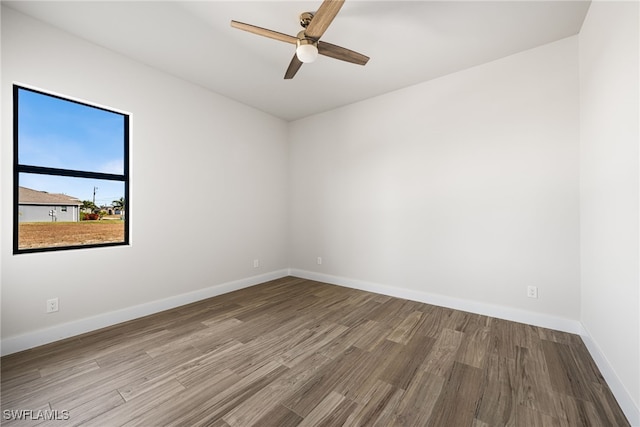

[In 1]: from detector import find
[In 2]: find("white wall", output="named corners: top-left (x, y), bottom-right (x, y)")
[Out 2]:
top-left (290, 36), bottom-right (581, 325)
top-left (1, 7), bottom-right (289, 351)
top-left (579, 1), bottom-right (640, 423)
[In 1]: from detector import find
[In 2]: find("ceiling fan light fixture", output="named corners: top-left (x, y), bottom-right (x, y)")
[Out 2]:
top-left (296, 39), bottom-right (318, 63)
top-left (231, 0), bottom-right (369, 79)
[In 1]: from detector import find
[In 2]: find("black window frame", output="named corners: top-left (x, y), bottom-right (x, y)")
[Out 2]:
top-left (13, 85), bottom-right (130, 254)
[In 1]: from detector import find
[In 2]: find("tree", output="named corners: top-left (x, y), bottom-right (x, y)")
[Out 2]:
top-left (112, 197), bottom-right (125, 214)
top-left (81, 200), bottom-right (97, 212)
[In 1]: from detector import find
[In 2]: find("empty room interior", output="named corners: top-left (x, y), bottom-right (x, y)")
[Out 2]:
top-left (1, 1), bottom-right (639, 425)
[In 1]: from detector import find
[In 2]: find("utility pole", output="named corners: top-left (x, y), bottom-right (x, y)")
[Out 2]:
top-left (93, 186), bottom-right (98, 206)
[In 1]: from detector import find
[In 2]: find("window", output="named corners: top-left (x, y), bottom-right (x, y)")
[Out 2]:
top-left (13, 85), bottom-right (129, 253)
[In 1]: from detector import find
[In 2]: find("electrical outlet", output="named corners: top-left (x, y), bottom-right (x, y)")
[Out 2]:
top-left (527, 286), bottom-right (538, 299)
top-left (317, 257), bottom-right (322, 265)
top-left (46, 298), bottom-right (59, 313)
top-left (253, 259), bottom-right (260, 268)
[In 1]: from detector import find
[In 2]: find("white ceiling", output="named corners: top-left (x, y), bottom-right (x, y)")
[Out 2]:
top-left (5, 1), bottom-right (590, 121)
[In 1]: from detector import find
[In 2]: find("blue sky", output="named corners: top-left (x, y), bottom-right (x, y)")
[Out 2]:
top-left (18, 88), bottom-right (126, 206)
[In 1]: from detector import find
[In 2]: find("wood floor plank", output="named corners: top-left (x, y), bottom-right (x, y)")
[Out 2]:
top-left (174, 340), bottom-right (245, 388)
top-left (309, 319), bottom-right (370, 359)
top-left (84, 371), bottom-right (192, 427)
top-left (515, 404), bottom-right (563, 427)
top-left (342, 380), bottom-right (403, 427)
top-left (586, 383), bottom-right (632, 427)
top-left (422, 327), bottom-right (464, 377)
top-left (165, 362), bottom-right (289, 427)
top-left (377, 335), bottom-right (435, 390)
top-left (550, 391), bottom-right (602, 427)
top-left (514, 344), bottom-right (559, 418)
top-left (313, 398), bottom-right (358, 427)
top-left (488, 318), bottom-right (538, 360)
top-left (367, 298), bottom-right (420, 329)
top-left (426, 361), bottom-right (484, 427)
top-left (351, 320), bottom-right (393, 352)
top-left (296, 391), bottom-right (347, 426)
top-left (475, 353), bottom-right (518, 426)
top-left (281, 346), bottom-right (371, 417)
top-left (364, 384), bottom-right (407, 426)
top-left (118, 375), bottom-right (186, 403)
top-left (456, 324), bottom-right (491, 368)
top-left (250, 404), bottom-right (303, 427)
top-left (0, 277), bottom-right (629, 426)
top-left (115, 369), bottom-right (240, 427)
top-left (324, 298), bottom-right (383, 328)
top-left (45, 390), bottom-right (124, 427)
top-left (542, 339), bottom-right (592, 401)
top-left (392, 370), bottom-right (445, 425)
top-left (223, 352), bottom-right (332, 426)
top-left (277, 322), bottom-right (349, 368)
top-left (414, 305), bottom-right (456, 338)
top-left (1, 360), bottom-right (101, 410)
top-left (1, 337), bottom-right (85, 375)
top-left (387, 310), bottom-right (423, 344)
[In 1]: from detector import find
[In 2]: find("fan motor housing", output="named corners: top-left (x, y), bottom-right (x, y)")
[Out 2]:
top-left (297, 30), bottom-right (317, 45)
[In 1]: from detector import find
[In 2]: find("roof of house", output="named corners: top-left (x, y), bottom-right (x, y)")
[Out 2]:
top-left (19, 186), bottom-right (82, 206)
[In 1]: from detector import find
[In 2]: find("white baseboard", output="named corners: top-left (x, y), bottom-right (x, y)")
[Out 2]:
top-left (579, 325), bottom-right (640, 426)
top-left (0, 269), bottom-right (289, 357)
top-left (289, 269), bottom-right (582, 334)
top-left (289, 268), bottom-right (639, 425)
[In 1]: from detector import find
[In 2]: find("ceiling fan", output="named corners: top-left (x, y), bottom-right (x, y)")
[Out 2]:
top-left (231, 0), bottom-right (369, 79)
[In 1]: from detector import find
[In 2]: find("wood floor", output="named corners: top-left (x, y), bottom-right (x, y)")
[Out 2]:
top-left (1, 277), bottom-right (629, 426)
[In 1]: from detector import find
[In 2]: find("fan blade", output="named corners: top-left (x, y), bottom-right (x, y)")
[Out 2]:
top-left (284, 54), bottom-right (303, 79)
top-left (318, 41), bottom-right (369, 65)
top-left (231, 21), bottom-right (297, 44)
top-left (304, 0), bottom-right (345, 39)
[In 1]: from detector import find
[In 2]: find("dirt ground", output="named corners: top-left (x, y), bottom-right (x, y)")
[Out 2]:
top-left (18, 221), bottom-right (125, 249)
